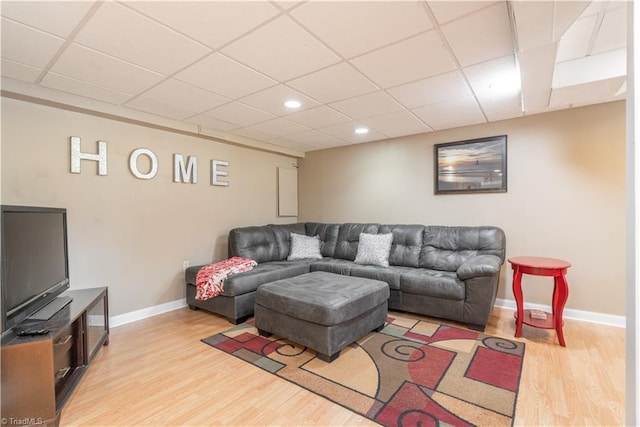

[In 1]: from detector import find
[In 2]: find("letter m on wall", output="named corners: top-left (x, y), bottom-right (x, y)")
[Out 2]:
top-left (173, 154), bottom-right (198, 184)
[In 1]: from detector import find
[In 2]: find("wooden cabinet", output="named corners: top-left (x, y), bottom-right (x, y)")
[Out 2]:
top-left (1, 287), bottom-right (109, 426)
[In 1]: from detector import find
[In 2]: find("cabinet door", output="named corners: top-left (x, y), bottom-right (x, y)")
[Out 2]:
top-left (1, 340), bottom-right (56, 423)
top-left (85, 292), bottom-right (109, 362)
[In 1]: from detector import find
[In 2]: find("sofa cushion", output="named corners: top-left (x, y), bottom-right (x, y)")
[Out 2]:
top-left (334, 223), bottom-right (379, 260)
top-left (305, 223), bottom-right (340, 258)
top-left (420, 226), bottom-right (506, 271)
top-left (349, 264), bottom-right (415, 290)
top-left (310, 258), bottom-right (356, 275)
top-left (379, 224), bottom-right (424, 268)
top-left (400, 269), bottom-right (465, 300)
top-left (268, 223), bottom-right (306, 260)
top-left (221, 261), bottom-right (311, 296)
top-left (287, 233), bottom-right (322, 260)
top-left (354, 233), bottom-right (393, 267)
top-left (228, 226), bottom-right (279, 263)
top-left (255, 271), bottom-right (389, 326)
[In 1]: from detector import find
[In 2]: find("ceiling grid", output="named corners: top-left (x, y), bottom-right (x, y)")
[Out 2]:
top-left (0, 0), bottom-right (628, 154)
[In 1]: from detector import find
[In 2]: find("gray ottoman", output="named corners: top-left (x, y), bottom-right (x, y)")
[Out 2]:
top-left (254, 271), bottom-right (389, 362)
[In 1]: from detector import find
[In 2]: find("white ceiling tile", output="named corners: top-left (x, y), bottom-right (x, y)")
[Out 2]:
top-left (74, 2), bottom-right (210, 75)
top-left (138, 79), bottom-right (229, 114)
top-left (285, 106), bottom-right (351, 128)
top-left (239, 84), bottom-right (321, 116)
top-left (412, 96), bottom-right (485, 127)
top-left (174, 53), bottom-right (277, 99)
top-left (125, 97), bottom-right (195, 120)
top-left (1, 18), bottom-right (65, 68)
top-left (265, 137), bottom-right (316, 152)
top-left (1, 1), bottom-right (94, 38)
top-left (351, 31), bottom-right (457, 88)
top-left (232, 126), bottom-right (279, 142)
top-left (428, 1), bottom-right (497, 25)
top-left (550, 76), bottom-right (626, 108)
top-left (1, 59), bottom-right (42, 83)
top-left (40, 72), bottom-right (132, 105)
top-left (242, 118), bottom-right (310, 137)
top-left (555, 15), bottom-right (596, 62)
top-left (204, 102), bottom-right (275, 127)
top-left (345, 129), bottom-right (387, 144)
top-left (319, 121), bottom-right (385, 143)
top-left (464, 55), bottom-right (521, 112)
top-left (186, 115), bottom-right (241, 133)
top-left (50, 43), bottom-right (166, 94)
top-left (361, 111), bottom-right (432, 138)
top-left (441, 2), bottom-right (513, 67)
top-left (485, 108), bottom-right (523, 122)
top-left (553, 1), bottom-right (591, 40)
top-left (592, 7), bottom-right (627, 54)
top-left (124, 1), bottom-right (280, 49)
top-left (511, 1), bottom-right (554, 51)
top-left (553, 48), bottom-right (626, 88)
top-left (292, 1), bottom-right (433, 58)
top-left (329, 91), bottom-right (404, 120)
top-left (283, 130), bottom-right (348, 148)
top-left (221, 16), bottom-right (341, 82)
top-left (287, 62), bottom-right (378, 103)
top-left (519, 43), bottom-right (557, 112)
top-left (428, 114), bottom-right (486, 131)
top-left (387, 71), bottom-right (472, 109)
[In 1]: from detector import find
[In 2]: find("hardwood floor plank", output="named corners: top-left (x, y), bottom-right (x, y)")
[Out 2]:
top-left (60, 306), bottom-right (624, 426)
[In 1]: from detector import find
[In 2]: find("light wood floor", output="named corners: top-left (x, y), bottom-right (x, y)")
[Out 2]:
top-left (60, 306), bottom-right (625, 426)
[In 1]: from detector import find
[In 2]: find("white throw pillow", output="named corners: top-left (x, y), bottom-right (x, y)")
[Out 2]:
top-left (354, 233), bottom-right (393, 267)
top-left (287, 233), bottom-right (322, 260)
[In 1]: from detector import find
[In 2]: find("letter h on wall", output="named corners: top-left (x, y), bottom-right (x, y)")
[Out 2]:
top-left (70, 136), bottom-right (108, 175)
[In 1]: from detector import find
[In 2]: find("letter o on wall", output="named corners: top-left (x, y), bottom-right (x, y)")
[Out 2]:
top-left (129, 148), bottom-right (158, 180)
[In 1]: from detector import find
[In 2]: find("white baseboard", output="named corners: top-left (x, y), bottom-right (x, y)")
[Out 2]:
top-left (108, 297), bottom-right (626, 329)
top-left (110, 298), bottom-right (187, 328)
top-left (494, 298), bottom-right (626, 328)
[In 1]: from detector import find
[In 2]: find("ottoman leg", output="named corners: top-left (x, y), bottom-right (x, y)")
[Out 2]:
top-left (374, 323), bottom-right (385, 332)
top-left (257, 328), bottom-right (272, 337)
top-left (317, 351), bottom-right (340, 363)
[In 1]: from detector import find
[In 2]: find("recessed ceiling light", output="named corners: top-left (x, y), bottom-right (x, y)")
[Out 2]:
top-left (284, 100), bottom-right (301, 109)
top-left (355, 127), bottom-right (369, 135)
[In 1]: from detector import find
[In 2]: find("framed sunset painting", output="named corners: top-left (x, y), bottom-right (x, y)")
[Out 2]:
top-left (434, 135), bottom-right (507, 194)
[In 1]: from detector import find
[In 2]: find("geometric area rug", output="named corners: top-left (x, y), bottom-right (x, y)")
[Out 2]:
top-left (202, 313), bottom-right (525, 426)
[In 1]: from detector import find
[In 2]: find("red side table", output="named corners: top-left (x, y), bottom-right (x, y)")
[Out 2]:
top-left (508, 256), bottom-right (570, 347)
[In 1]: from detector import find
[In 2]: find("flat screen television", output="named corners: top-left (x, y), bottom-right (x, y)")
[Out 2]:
top-left (1, 205), bottom-right (71, 333)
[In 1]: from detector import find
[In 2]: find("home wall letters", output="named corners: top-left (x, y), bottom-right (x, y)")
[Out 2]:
top-left (70, 136), bottom-right (230, 186)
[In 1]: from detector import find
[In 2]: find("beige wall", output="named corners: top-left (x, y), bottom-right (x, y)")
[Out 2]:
top-left (1, 97), bottom-right (297, 316)
top-left (299, 101), bottom-right (626, 316)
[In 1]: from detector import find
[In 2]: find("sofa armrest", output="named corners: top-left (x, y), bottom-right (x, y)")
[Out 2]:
top-left (457, 255), bottom-right (502, 280)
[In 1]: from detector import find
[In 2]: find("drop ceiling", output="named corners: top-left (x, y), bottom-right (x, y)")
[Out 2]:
top-left (0, 1), bottom-right (628, 156)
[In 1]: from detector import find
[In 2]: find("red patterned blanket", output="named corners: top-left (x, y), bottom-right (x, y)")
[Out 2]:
top-left (195, 256), bottom-right (257, 301)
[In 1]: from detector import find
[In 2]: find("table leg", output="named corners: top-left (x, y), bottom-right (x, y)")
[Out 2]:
top-left (553, 274), bottom-right (570, 347)
top-left (512, 267), bottom-right (524, 338)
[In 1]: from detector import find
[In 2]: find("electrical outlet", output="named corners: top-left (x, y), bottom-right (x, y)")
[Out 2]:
top-left (183, 261), bottom-right (189, 270)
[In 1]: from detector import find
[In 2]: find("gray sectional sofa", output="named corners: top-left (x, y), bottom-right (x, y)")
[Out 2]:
top-left (185, 222), bottom-right (506, 331)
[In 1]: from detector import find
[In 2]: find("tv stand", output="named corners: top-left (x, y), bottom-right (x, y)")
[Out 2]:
top-left (28, 295), bottom-right (73, 321)
top-left (1, 287), bottom-right (108, 427)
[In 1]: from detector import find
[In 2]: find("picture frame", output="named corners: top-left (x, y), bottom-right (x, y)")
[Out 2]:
top-left (434, 135), bottom-right (507, 194)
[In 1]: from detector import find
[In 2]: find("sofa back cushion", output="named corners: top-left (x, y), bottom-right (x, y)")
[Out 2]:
top-left (305, 223), bottom-right (340, 257)
top-left (420, 226), bottom-right (506, 271)
top-left (268, 223), bottom-right (306, 260)
top-left (334, 223), bottom-right (380, 260)
top-left (379, 224), bottom-right (425, 268)
top-left (228, 226), bottom-right (280, 264)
